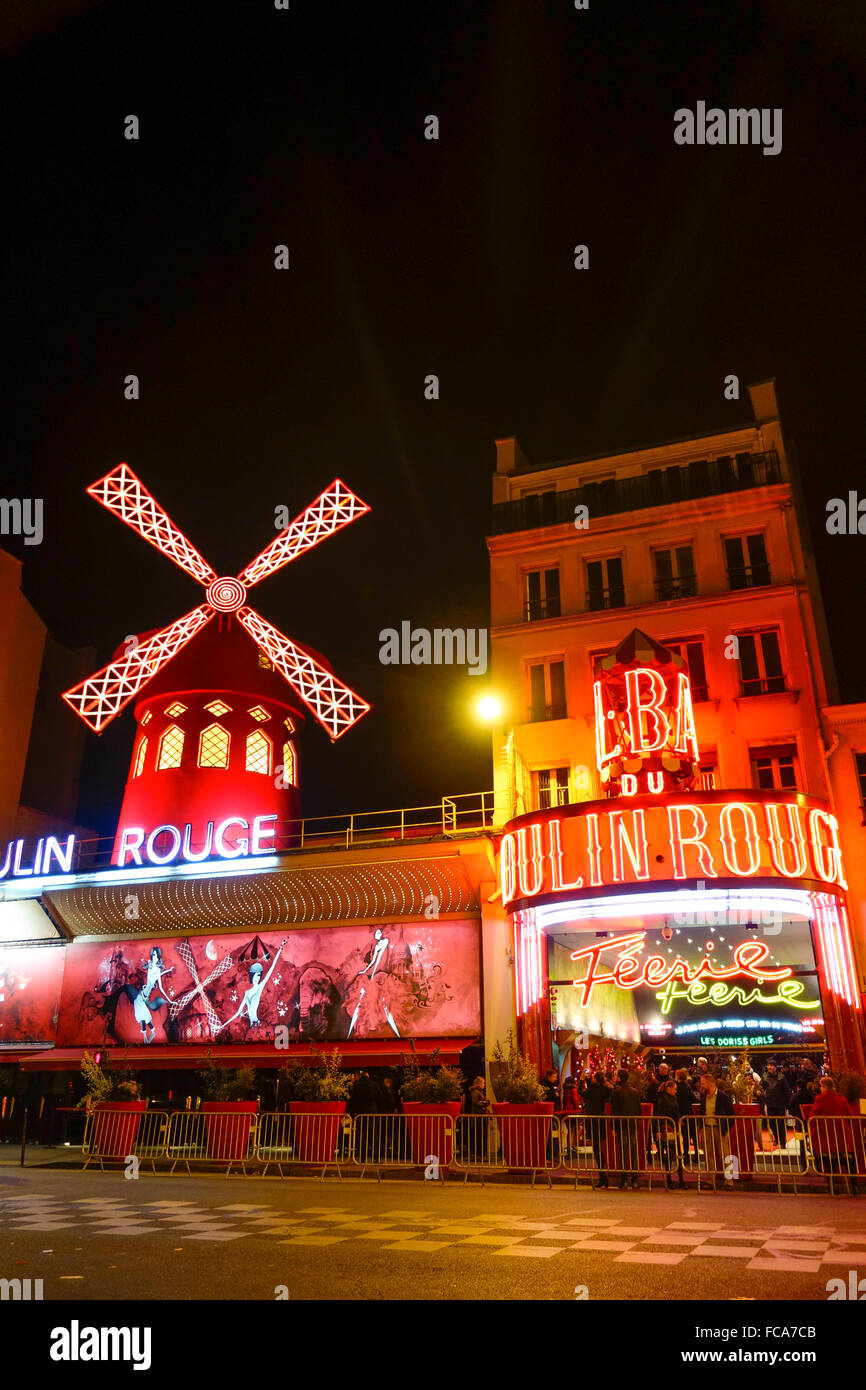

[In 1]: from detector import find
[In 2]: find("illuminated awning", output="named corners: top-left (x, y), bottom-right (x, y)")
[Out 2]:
top-left (44, 857), bottom-right (479, 937)
top-left (18, 1039), bottom-right (475, 1071)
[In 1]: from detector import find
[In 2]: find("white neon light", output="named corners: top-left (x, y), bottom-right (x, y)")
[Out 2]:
top-left (531, 887), bottom-right (815, 929)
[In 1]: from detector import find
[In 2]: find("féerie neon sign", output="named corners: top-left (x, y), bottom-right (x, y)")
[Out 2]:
top-left (569, 930), bottom-right (820, 1015)
top-left (500, 793), bottom-right (847, 907)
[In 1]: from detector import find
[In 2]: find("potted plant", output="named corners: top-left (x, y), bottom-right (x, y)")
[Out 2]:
top-left (196, 1056), bottom-right (258, 1163)
top-left (282, 1047), bottom-right (350, 1165)
top-left (400, 1050), bottom-right (464, 1169)
top-left (78, 1051), bottom-right (145, 1161)
top-left (489, 1032), bottom-right (552, 1171)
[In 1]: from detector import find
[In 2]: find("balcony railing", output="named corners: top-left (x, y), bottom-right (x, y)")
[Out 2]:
top-left (491, 449), bottom-right (782, 536)
top-left (654, 576), bottom-right (697, 601)
top-left (529, 703), bottom-right (568, 722)
top-left (727, 563), bottom-right (772, 590)
top-left (586, 586), bottom-right (626, 611)
top-left (740, 676), bottom-right (787, 697)
top-left (524, 596), bottom-right (562, 622)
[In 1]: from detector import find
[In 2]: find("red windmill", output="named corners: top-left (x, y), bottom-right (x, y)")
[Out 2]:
top-left (63, 464), bottom-right (371, 863)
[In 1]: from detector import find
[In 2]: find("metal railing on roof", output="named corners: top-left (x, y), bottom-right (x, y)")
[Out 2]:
top-left (491, 449), bottom-right (782, 536)
top-left (50, 790), bottom-right (500, 877)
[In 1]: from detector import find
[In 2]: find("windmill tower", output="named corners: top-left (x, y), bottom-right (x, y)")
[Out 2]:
top-left (63, 464), bottom-right (371, 862)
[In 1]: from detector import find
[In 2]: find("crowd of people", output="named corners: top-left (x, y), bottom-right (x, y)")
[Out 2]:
top-left (547, 1054), bottom-right (859, 1192)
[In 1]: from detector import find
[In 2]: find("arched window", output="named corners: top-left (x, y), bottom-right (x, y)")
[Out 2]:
top-left (199, 723), bottom-right (230, 769)
top-left (246, 729), bottom-right (272, 775)
top-left (133, 736), bottom-right (148, 777)
top-left (156, 724), bottom-right (184, 770)
top-left (282, 740), bottom-right (297, 787)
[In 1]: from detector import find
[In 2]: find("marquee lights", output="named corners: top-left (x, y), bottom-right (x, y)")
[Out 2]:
top-left (568, 930), bottom-right (819, 1015)
top-left (116, 814), bottom-right (278, 868)
top-left (499, 794), bottom-right (848, 907)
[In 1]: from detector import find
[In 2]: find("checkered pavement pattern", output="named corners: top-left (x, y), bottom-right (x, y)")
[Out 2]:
top-left (2, 1194), bottom-right (866, 1271)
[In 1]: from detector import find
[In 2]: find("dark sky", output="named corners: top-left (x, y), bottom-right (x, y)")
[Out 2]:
top-left (3, 0), bottom-right (865, 835)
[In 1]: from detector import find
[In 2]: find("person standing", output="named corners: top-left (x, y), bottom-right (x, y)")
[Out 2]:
top-left (610, 1069), bottom-right (642, 1190)
top-left (541, 1068), bottom-right (561, 1109)
top-left (698, 1073), bottom-right (735, 1189)
top-left (763, 1062), bottom-right (792, 1149)
top-left (583, 1071), bottom-right (612, 1189)
top-left (653, 1077), bottom-right (683, 1189)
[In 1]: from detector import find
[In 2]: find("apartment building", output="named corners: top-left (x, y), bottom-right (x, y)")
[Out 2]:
top-left (487, 381), bottom-right (865, 1071)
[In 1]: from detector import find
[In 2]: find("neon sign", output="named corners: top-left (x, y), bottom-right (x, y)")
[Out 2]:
top-left (568, 931), bottom-right (820, 1015)
top-left (116, 814), bottom-right (278, 867)
top-left (499, 792), bottom-right (847, 907)
top-left (593, 633), bottom-right (701, 796)
top-left (0, 836), bottom-right (76, 880)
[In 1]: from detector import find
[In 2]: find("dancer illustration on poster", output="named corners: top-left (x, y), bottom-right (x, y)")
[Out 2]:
top-left (118, 946), bottom-right (175, 1044)
top-left (215, 937), bottom-right (288, 1035)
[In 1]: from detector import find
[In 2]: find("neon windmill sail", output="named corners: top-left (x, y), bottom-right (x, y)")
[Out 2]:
top-left (63, 463), bottom-right (371, 739)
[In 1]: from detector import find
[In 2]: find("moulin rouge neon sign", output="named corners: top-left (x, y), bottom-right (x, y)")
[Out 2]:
top-left (500, 794), bottom-right (847, 908)
top-left (568, 930), bottom-right (820, 1015)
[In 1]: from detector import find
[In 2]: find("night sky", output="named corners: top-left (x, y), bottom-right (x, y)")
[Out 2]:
top-left (3, 0), bottom-right (865, 836)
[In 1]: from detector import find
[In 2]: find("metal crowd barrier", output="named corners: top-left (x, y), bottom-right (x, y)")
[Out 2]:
top-left (807, 1114), bottom-right (866, 1195)
top-left (166, 1109), bottom-right (259, 1176)
top-left (557, 1114), bottom-right (679, 1189)
top-left (257, 1111), bottom-right (354, 1179)
top-left (82, 1108), bottom-right (169, 1172)
top-left (452, 1114), bottom-right (560, 1186)
top-left (679, 1114), bottom-right (809, 1193)
top-left (75, 1107), bottom-right (866, 1191)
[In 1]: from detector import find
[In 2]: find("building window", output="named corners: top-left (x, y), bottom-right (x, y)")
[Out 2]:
top-left (247, 705), bottom-right (269, 722)
top-left (164, 701), bottom-right (187, 718)
top-left (737, 630), bottom-right (785, 696)
top-left (199, 723), bottom-right (230, 769)
top-left (586, 556), bottom-right (625, 611)
top-left (141, 709), bottom-right (152, 726)
top-left (282, 740), bottom-right (297, 787)
top-left (246, 729), bottom-right (272, 775)
top-left (258, 652), bottom-right (273, 670)
top-left (751, 744), bottom-right (798, 791)
top-left (536, 767), bottom-right (570, 810)
top-left (284, 716), bottom-right (295, 734)
top-left (529, 660), bottom-right (567, 721)
top-left (653, 545), bottom-right (696, 600)
top-left (133, 736), bottom-right (148, 777)
top-left (697, 751), bottom-right (717, 790)
top-left (855, 752), bottom-right (866, 822)
top-left (524, 567), bottom-right (561, 622)
top-left (204, 699), bottom-right (231, 716)
top-left (725, 533), bottom-right (771, 589)
top-left (156, 724), bottom-right (184, 770)
top-left (662, 638), bottom-right (709, 702)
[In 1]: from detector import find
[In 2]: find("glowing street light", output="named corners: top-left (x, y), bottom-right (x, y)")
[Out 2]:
top-left (477, 695), bottom-right (503, 722)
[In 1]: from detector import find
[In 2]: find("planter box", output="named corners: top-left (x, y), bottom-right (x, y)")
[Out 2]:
top-left (491, 1102), bottom-right (554, 1170)
top-left (288, 1101), bottom-right (346, 1165)
top-left (731, 1102), bottom-right (760, 1177)
top-left (90, 1101), bottom-right (146, 1159)
top-left (201, 1102), bottom-right (257, 1162)
top-left (402, 1102), bottom-right (462, 1169)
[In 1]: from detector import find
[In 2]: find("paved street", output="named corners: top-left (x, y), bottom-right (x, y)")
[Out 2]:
top-left (2, 1167), bottom-right (864, 1301)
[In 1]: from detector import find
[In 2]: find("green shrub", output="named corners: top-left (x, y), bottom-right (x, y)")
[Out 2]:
top-left (282, 1047), bottom-right (350, 1102)
top-left (489, 1031), bottom-right (546, 1104)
